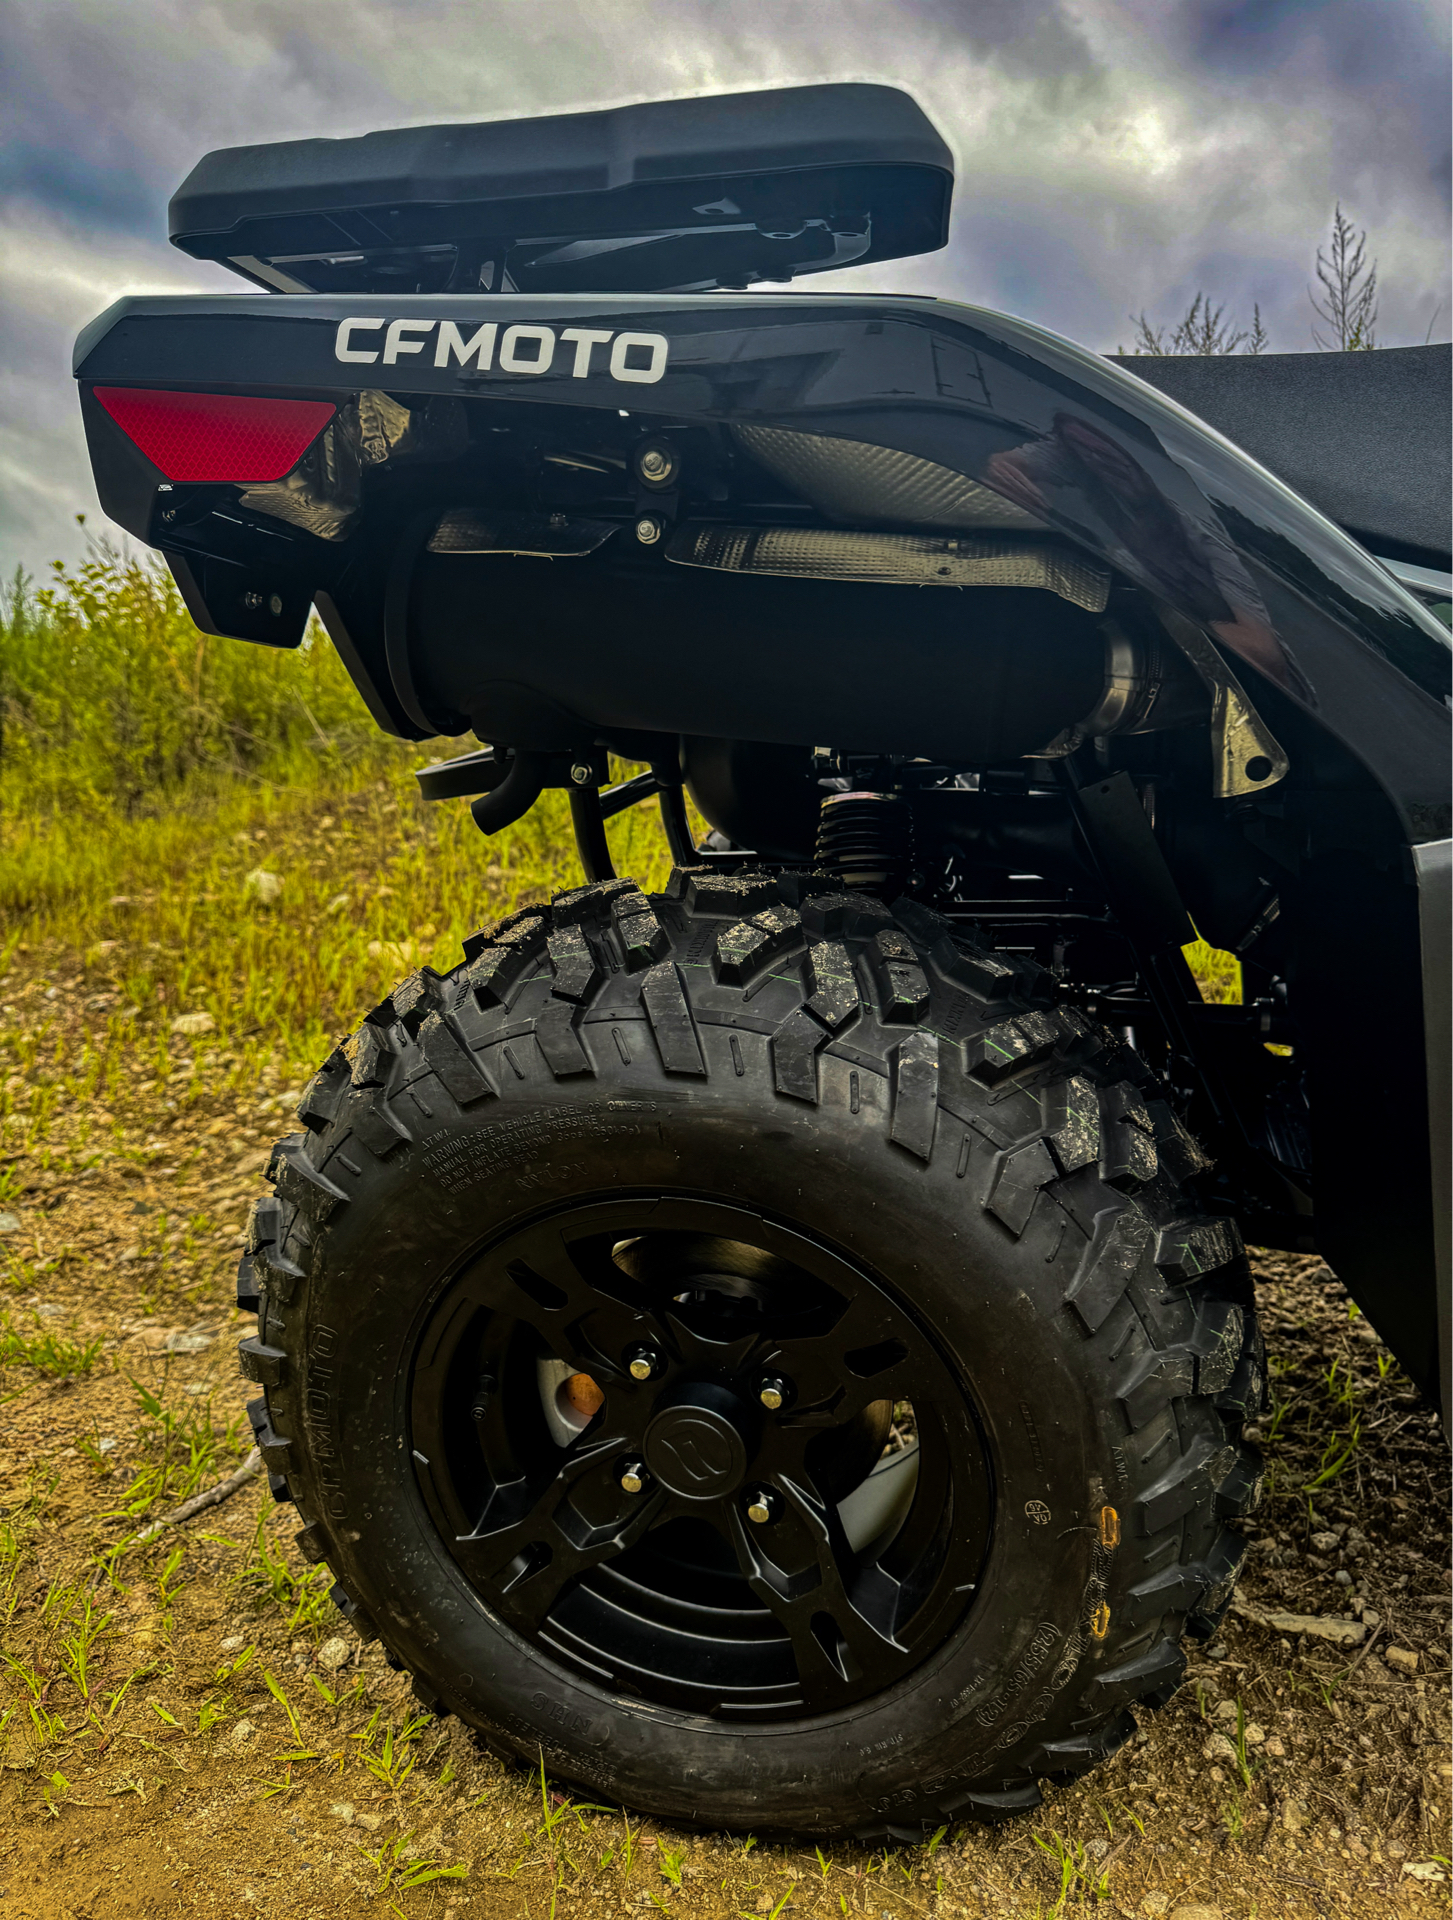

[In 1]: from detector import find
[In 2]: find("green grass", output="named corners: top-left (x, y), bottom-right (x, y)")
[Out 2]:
top-left (1183, 935), bottom-right (1242, 1005)
top-left (105, 1378), bottom-right (249, 1525)
top-left (1, 550), bottom-right (682, 1097)
top-left (214, 1503), bottom-right (338, 1636)
top-left (0, 1314), bottom-right (104, 1378)
top-left (2, 546), bottom-right (379, 828)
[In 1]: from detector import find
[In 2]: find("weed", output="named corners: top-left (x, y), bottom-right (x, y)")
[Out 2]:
top-left (1232, 1698), bottom-right (1255, 1790)
top-left (355, 1712), bottom-right (431, 1793)
top-left (1032, 1829), bottom-right (1110, 1911)
top-left (1, 1647), bottom-right (46, 1701)
top-left (1303, 1418), bottom-right (1361, 1495)
top-left (261, 1667), bottom-right (317, 1760)
top-left (309, 1672), bottom-right (340, 1714)
top-left (53, 1591), bottom-right (114, 1700)
top-left (521, 1750), bottom-right (611, 1913)
top-left (358, 1829), bottom-right (468, 1910)
top-left (98, 1662), bottom-right (153, 1724)
top-left (213, 1643), bottom-right (256, 1688)
top-left (1315, 1672), bottom-right (1344, 1711)
top-left (215, 1503), bottom-right (334, 1632)
top-left (2, 551), bottom-right (378, 837)
top-left (0, 1474), bottom-right (51, 1629)
top-left (110, 1378), bottom-right (246, 1523)
top-left (0, 1314), bottom-right (104, 1378)
top-left (601, 1812), bottom-right (638, 1874)
top-left (22, 1697), bottom-right (67, 1758)
top-left (156, 1545), bottom-right (186, 1625)
top-left (659, 1841), bottom-right (686, 1887)
top-left (76, 1432), bottom-right (114, 1474)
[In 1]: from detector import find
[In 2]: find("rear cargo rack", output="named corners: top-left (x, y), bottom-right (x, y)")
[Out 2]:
top-left (169, 83), bottom-right (952, 296)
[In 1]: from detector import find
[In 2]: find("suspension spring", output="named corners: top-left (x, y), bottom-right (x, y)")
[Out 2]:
top-left (814, 791), bottom-right (914, 896)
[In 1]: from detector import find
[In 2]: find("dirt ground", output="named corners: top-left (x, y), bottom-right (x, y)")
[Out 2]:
top-left (1, 963), bottom-right (1449, 1919)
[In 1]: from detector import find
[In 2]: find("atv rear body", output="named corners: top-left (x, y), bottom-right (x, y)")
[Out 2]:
top-left (72, 81), bottom-right (1451, 1834)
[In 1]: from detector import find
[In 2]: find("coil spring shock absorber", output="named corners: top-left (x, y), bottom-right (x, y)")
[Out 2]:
top-left (814, 791), bottom-right (914, 896)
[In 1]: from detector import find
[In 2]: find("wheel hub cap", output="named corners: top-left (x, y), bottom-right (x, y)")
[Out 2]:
top-left (645, 1386), bottom-right (752, 1498)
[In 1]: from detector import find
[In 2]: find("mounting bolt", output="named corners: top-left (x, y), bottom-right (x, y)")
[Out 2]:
top-left (268, 593), bottom-right (284, 617)
top-left (241, 591), bottom-right (264, 610)
top-left (620, 1459), bottom-right (649, 1495)
top-left (635, 441), bottom-right (676, 487)
top-left (570, 762), bottom-right (595, 787)
top-left (757, 1375), bottom-right (791, 1411)
top-left (626, 1346), bottom-right (663, 1382)
top-left (469, 1369), bottom-right (497, 1423)
top-left (634, 514), bottom-right (664, 546)
top-left (745, 1487), bottom-right (779, 1526)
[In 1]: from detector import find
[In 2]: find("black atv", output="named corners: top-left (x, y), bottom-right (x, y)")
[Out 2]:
top-left (74, 83), bottom-right (1450, 1840)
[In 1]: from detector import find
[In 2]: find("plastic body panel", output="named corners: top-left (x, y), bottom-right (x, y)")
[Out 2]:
top-left (72, 290), bottom-right (1452, 1397)
top-left (1109, 346), bottom-right (1452, 570)
top-left (1413, 840), bottom-right (1452, 1427)
top-left (74, 290), bottom-right (1451, 835)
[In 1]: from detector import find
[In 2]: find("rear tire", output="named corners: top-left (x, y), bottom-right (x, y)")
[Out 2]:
top-left (239, 867), bottom-right (1264, 1838)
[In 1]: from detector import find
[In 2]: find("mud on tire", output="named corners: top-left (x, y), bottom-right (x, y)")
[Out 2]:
top-left (238, 867), bottom-right (1264, 1839)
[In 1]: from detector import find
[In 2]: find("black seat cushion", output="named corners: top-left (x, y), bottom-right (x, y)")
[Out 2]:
top-left (1108, 345), bottom-right (1451, 568)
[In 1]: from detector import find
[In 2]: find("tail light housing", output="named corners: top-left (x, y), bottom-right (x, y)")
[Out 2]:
top-left (93, 387), bottom-right (336, 484)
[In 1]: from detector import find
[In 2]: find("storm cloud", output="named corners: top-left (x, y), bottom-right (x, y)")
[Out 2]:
top-left (1, 0), bottom-right (1447, 570)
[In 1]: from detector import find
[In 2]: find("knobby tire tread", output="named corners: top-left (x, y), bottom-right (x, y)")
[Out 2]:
top-left (237, 865), bottom-right (1265, 1838)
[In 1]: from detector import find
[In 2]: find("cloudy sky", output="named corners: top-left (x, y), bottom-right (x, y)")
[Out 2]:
top-left (2, 0), bottom-right (1448, 573)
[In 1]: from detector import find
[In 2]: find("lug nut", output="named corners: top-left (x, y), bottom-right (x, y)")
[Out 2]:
top-left (745, 1487), bottom-right (779, 1526)
top-left (757, 1375), bottom-right (791, 1411)
top-left (634, 514), bottom-right (664, 545)
top-left (620, 1460), bottom-right (649, 1495)
top-left (626, 1346), bottom-right (662, 1382)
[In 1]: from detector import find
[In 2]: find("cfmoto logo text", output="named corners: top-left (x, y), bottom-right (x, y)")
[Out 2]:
top-left (334, 317), bottom-right (668, 384)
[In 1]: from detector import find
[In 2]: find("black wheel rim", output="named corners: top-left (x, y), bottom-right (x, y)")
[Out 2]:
top-left (409, 1197), bottom-right (994, 1719)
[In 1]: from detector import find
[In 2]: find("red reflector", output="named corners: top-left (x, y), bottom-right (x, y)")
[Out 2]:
top-left (93, 388), bottom-right (336, 484)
